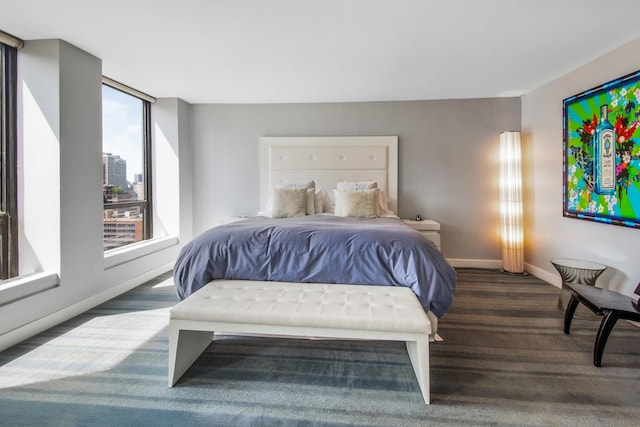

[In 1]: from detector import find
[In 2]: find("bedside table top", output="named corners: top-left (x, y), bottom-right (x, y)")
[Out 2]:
top-left (402, 219), bottom-right (440, 231)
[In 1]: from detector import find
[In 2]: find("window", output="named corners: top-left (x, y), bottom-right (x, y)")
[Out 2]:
top-left (102, 82), bottom-right (152, 251)
top-left (0, 42), bottom-right (18, 279)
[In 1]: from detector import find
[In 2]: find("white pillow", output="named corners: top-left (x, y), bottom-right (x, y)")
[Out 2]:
top-left (334, 189), bottom-right (379, 218)
top-left (280, 180), bottom-right (315, 214)
top-left (269, 188), bottom-right (307, 218)
top-left (336, 181), bottom-right (378, 191)
top-left (280, 179), bottom-right (315, 189)
top-left (322, 188), bottom-right (335, 214)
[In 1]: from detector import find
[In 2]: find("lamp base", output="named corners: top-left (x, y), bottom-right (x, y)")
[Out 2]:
top-left (500, 268), bottom-right (529, 276)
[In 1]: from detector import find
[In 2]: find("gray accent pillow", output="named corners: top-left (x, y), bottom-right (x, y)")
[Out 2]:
top-left (334, 189), bottom-right (379, 218)
top-left (270, 188), bottom-right (308, 218)
top-left (280, 180), bottom-right (316, 214)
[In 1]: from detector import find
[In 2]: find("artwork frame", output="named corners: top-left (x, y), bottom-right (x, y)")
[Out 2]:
top-left (563, 69), bottom-right (640, 229)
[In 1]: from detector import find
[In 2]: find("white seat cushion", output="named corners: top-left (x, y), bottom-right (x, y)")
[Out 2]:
top-left (170, 280), bottom-right (431, 335)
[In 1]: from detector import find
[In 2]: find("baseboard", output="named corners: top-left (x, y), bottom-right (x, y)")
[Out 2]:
top-left (446, 259), bottom-right (560, 287)
top-left (524, 262), bottom-right (560, 288)
top-left (0, 262), bottom-right (174, 352)
top-left (447, 258), bottom-right (502, 269)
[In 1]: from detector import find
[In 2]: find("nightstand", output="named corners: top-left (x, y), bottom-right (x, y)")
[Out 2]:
top-left (402, 219), bottom-right (441, 250)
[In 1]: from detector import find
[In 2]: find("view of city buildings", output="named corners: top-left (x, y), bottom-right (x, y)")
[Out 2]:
top-left (102, 152), bottom-right (144, 250)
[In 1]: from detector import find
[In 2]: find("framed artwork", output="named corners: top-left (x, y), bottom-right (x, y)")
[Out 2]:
top-left (563, 69), bottom-right (640, 228)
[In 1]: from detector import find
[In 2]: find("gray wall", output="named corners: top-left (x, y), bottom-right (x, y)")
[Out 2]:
top-left (522, 35), bottom-right (640, 297)
top-left (191, 98), bottom-right (521, 262)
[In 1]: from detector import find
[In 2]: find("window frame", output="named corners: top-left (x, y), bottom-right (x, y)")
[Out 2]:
top-left (0, 42), bottom-right (18, 279)
top-left (102, 82), bottom-right (153, 252)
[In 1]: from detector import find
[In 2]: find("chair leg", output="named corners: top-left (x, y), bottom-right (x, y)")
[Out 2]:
top-left (564, 295), bottom-right (580, 334)
top-left (593, 310), bottom-right (620, 367)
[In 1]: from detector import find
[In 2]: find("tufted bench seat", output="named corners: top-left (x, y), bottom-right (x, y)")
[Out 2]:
top-left (168, 280), bottom-right (433, 404)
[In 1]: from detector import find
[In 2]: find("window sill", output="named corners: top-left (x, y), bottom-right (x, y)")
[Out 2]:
top-left (0, 271), bottom-right (60, 306)
top-left (104, 235), bottom-right (179, 269)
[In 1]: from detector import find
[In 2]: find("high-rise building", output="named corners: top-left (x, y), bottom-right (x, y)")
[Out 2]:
top-left (132, 182), bottom-right (144, 201)
top-left (102, 152), bottom-right (128, 189)
top-left (103, 216), bottom-right (144, 250)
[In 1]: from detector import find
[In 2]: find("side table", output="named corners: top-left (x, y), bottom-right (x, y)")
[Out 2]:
top-left (402, 219), bottom-right (441, 251)
top-left (563, 282), bottom-right (640, 366)
top-left (550, 258), bottom-right (607, 319)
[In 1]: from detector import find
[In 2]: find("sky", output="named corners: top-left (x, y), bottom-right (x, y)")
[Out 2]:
top-left (102, 85), bottom-right (143, 183)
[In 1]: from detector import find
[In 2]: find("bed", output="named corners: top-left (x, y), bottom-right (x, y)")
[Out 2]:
top-left (173, 136), bottom-right (456, 329)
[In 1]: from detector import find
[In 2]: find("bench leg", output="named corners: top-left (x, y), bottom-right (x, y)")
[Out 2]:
top-left (406, 337), bottom-right (430, 404)
top-left (168, 323), bottom-right (214, 387)
top-left (563, 294), bottom-right (580, 334)
top-left (593, 310), bottom-right (619, 367)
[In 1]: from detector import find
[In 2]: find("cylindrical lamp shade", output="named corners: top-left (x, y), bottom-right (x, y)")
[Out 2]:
top-left (500, 131), bottom-right (524, 274)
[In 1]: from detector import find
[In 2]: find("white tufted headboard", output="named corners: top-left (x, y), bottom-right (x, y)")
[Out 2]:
top-left (260, 136), bottom-right (398, 214)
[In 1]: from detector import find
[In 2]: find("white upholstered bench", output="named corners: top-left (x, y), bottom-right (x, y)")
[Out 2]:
top-left (168, 280), bottom-right (433, 404)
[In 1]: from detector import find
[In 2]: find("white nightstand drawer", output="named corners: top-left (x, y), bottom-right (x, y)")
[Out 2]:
top-left (402, 219), bottom-right (441, 250)
top-left (402, 219), bottom-right (440, 231)
top-left (420, 231), bottom-right (440, 248)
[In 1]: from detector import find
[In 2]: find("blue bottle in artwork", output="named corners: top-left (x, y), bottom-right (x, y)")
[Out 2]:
top-left (593, 104), bottom-right (616, 195)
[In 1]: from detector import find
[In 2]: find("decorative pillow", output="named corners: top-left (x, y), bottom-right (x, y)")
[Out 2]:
top-left (270, 188), bottom-right (308, 218)
top-left (304, 188), bottom-right (315, 214)
top-left (377, 189), bottom-right (396, 217)
top-left (334, 189), bottom-right (379, 218)
top-left (314, 188), bottom-right (324, 214)
top-left (280, 180), bottom-right (315, 214)
top-left (336, 181), bottom-right (378, 191)
top-left (324, 183), bottom-right (388, 215)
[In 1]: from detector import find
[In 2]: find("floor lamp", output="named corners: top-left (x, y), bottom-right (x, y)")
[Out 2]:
top-left (500, 131), bottom-right (525, 274)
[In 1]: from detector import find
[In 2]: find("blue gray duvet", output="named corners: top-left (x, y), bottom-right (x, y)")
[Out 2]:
top-left (173, 215), bottom-right (456, 317)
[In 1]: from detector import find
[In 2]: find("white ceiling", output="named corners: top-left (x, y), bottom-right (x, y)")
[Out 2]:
top-left (3, 0), bottom-right (640, 104)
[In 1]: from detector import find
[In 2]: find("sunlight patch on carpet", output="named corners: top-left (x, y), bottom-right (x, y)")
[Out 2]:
top-left (152, 277), bottom-right (174, 289)
top-left (0, 307), bottom-right (169, 389)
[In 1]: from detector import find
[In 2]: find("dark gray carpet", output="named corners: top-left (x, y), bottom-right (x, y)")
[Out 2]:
top-left (0, 269), bottom-right (638, 426)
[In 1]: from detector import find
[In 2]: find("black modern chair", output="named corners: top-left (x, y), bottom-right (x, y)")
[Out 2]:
top-left (563, 281), bottom-right (640, 366)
